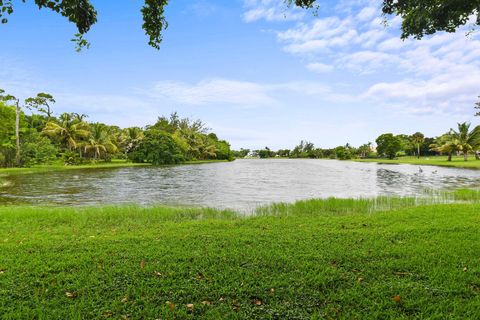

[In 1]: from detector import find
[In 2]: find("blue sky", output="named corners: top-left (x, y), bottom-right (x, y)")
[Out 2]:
top-left (1, 0), bottom-right (479, 149)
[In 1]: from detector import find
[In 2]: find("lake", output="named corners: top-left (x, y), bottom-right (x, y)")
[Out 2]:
top-left (1, 159), bottom-right (480, 211)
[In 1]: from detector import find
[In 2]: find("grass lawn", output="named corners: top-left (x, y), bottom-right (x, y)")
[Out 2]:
top-left (1, 194), bottom-right (480, 319)
top-left (356, 155), bottom-right (480, 169)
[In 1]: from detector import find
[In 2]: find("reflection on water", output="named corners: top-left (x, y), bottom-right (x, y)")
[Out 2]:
top-left (1, 159), bottom-right (480, 211)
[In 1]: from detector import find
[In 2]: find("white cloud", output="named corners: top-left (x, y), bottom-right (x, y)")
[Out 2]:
top-left (362, 72), bottom-right (480, 116)
top-left (144, 78), bottom-right (336, 107)
top-left (148, 79), bottom-right (277, 106)
top-left (307, 62), bottom-right (334, 73)
top-left (265, 2), bottom-right (480, 117)
top-left (356, 6), bottom-right (377, 22)
top-left (243, 0), bottom-right (305, 22)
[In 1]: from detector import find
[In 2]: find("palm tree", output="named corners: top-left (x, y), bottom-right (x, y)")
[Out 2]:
top-left (450, 122), bottom-right (480, 161)
top-left (123, 127), bottom-right (144, 154)
top-left (411, 132), bottom-right (424, 159)
top-left (83, 123), bottom-right (118, 160)
top-left (429, 133), bottom-right (460, 162)
top-left (43, 113), bottom-right (90, 152)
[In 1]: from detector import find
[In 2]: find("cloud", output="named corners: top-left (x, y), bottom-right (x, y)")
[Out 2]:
top-left (145, 78), bottom-right (335, 107)
top-left (148, 79), bottom-right (277, 106)
top-left (362, 72), bottom-right (480, 116)
top-left (306, 62), bottom-right (334, 73)
top-left (263, 1), bottom-right (480, 116)
top-left (243, 0), bottom-right (305, 22)
top-left (356, 6), bottom-right (378, 22)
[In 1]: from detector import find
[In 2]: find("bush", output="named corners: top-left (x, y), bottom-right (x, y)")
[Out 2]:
top-left (61, 151), bottom-right (83, 166)
top-left (129, 129), bottom-right (185, 165)
top-left (21, 131), bottom-right (57, 166)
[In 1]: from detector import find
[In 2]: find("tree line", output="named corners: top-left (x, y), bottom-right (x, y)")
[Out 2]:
top-left (0, 90), bottom-right (232, 168)
top-left (235, 123), bottom-right (480, 162)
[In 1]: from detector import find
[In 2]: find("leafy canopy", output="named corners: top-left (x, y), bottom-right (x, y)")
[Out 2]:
top-left (382, 0), bottom-right (480, 39)
top-left (3, 0), bottom-right (477, 50)
top-left (376, 133), bottom-right (402, 159)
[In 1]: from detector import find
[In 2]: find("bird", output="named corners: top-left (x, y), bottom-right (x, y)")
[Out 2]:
top-left (418, 167), bottom-right (423, 173)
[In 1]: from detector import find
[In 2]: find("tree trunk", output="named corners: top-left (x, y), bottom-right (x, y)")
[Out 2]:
top-left (448, 153), bottom-right (452, 161)
top-left (15, 100), bottom-right (20, 166)
top-left (417, 144), bottom-right (420, 159)
top-left (464, 152), bottom-right (468, 161)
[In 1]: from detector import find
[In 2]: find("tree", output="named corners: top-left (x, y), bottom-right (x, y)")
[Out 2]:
top-left (475, 96), bottom-right (480, 116)
top-left (357, 143), bottom-right (372, 158)
top-left (277, 149), bottom-right (291, 158)
top-left (0, 101), bottom-right (17, 167)
top-left (382, 0), bottom-right (480, 39)
top-left (429, 133), bottom-right (460, 161)
top-left (83, 123), bottom-right (118, 160)
top-left (335, 146), bottom-right (351, 160)
top-left (411, 132), bottom-right (425, 158)
top-left (450, 122), bottom-right (480, 161)
top-left (291, 140), bottom-right (315, 158)
top-left (257, 147), bottom-right (275, 159)
top-left (129, 129), bottom-right (184, 165)
top-left (43, 113), bottom-right (90, 152)
top-left (25, 93), bottom-right (55, 119)
top-left (376, 133), bottom-right (402, 159)
top-left (123, 127), bottom-right (144, 155)
top-left (0, 89), bottom-right (22, 165)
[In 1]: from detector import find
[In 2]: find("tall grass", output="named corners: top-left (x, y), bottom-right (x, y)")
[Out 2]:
top-left (255, 188), bottom-right (480, 217)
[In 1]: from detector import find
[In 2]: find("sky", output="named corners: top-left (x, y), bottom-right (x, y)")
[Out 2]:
top-left (0, 0), bottom-right (479, 150)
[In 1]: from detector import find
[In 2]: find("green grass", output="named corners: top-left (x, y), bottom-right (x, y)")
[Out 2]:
top-left (1, 195), bottom-right (480, 319)
top-left (356, 156), bottom-right (480, 169)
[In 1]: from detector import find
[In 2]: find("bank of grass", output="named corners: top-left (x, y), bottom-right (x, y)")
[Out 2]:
top-left (356, 155), bottom-right (480, 169)
top-left (1, 192), bottom-right (480, 319)
top-left (0, 159), bottom-right (230, 176)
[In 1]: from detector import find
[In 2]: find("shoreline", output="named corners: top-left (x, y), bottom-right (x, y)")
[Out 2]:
top-left (354, 156), bottom-right (480, 169)
top-left (0, 159), bottom-right (232, 176)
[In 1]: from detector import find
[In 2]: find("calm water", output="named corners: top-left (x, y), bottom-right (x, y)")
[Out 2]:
top-left (1, 159), bottom-right (480, 211)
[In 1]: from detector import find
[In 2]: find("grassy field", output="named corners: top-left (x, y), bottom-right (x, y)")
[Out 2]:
top-left (356, 155), bottom-right (480, 169)
top-left (1, 192), bottom-right (480, 319)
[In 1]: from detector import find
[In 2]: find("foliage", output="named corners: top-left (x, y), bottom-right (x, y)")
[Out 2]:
top-left (276, 149), bottom-right (291, 158)
top-left (257, 147), bottom-right (275, 159)
top-left (357, 143), bottom-right (373, 158)
top-left (376, 133), bottom-right (402, 159)
top-left (43, 113), bottom-right (91, 151)
top-left (382, 0), bottom-right (480, 39)
top-left (428, 123), bottom-right (480, 162)
top-left (20, 131), bottom-right (57, 166)
top-left (25, 93), bottom-right (55, 119)
top-left (129, 129), bottom-right (184, 165)
top-left (475, 96), bottom-right (480, 116)
top-left (0, 91), bottom-right (231, 167)
top-left (231, 148), bottom-right (250, 158)
top-left (334, 146), bottom-right (352, 160)
top-left (449, 122), bottom-right (480, 161)
top-left (410, 132), bottom-right (425, 158)
top-left (290, 140), bottom-right (316, 158)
